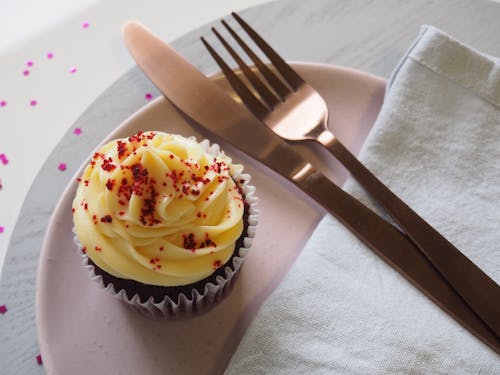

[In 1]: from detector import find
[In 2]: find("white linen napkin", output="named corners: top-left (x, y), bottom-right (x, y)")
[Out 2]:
top-left (225, 26), bottom-right (500, 374)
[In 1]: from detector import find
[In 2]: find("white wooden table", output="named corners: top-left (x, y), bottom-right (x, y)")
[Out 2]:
top-left (1, 0), bottom-right (499, 373)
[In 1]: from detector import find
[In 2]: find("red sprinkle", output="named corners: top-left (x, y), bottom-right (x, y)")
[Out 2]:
top-left (95, 246), bottom-right (102, 252)
top-left (100, 215), bottom-right (112, 223)
top-left (0, 305), bottom-right (7, 314)
top-left (212, 260), bottom-right (223, 270)
top-left (101, 158), bottom-right (116, 172)
top-left (182, 233), bottom-right (197, 251)
top-left (36, 354), bottom-right (43, 366)
top-left (145, 93), bottom-right (153, 101)
top-left (105, 179), bottom-right (115, 191)
top-left (128, 131), bottom-right (144, 143)
top-left (202, 233), bottom-right (216, 247)
top-left (117, 140), bottom-right (127, 159)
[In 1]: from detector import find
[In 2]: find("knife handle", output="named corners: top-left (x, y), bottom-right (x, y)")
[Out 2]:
top-left (326, 139), bottom-right (500, 338)
top-left (292, 165), bottom-right (500, 353)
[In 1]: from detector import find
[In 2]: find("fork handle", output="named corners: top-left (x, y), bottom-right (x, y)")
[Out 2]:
top-left (320, 130), bottom-right (500, 339)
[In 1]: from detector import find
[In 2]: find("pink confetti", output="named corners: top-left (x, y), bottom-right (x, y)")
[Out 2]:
top-left (0, 226), bottom-right (4, 234)
top-left (69, 66), bottom-right (77, 74)
top-left (58, 163), bottom-right (67, 171)
top-left (30, 100), bottom-right (37, 106)
top-left (145, 93), bottom-right (153, 101)
top-left (82, 21), bottom-right (90, 28)
top-left (73, 128), bottom-right (82, 135)
top-left (0, 100), bottom-right (6, 107)
top-left (23, 69), bottom-right (30, 76)
top-left (0, 153), bottom-right (8, 165)
top-left (47, 52), bottom-right (54, 59)
top-left (0, 305), bottom-right (6, 314)
top-left (36, 354), bottom-right (43, 366)
top-left (0, 177), bottom-right (3, 190)
top-left (26, 60), bottom-right (34, 67)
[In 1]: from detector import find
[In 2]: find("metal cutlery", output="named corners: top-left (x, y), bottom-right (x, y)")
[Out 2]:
top-left (201, 12), bottom-right (500, 339)
top-left (122, 21), bottom-right (500, 352)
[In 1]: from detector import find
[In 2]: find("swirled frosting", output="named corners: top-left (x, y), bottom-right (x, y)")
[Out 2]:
top-left (72, 131), bottom-right (245, 286)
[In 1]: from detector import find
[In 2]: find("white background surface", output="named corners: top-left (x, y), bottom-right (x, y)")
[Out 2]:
top-left (0, 0), bottom-right (270, 274)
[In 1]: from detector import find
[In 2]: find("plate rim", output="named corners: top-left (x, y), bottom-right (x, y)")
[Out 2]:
top-left (35, 61), bottom-right (386, 372)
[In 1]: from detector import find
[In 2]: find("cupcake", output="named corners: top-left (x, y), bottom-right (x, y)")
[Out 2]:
top-left (72, 131), bottom-right (257, 318)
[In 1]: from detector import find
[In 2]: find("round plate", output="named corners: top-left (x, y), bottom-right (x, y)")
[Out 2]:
top-left (36, 63), bottom-right (385, 374)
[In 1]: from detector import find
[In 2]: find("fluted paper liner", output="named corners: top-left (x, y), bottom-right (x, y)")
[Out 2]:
top-left (73, 138), bottom-right (258, 319)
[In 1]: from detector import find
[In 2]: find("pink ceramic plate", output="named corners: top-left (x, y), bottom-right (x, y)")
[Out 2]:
top-left (36, 63), bottom-right (385, 374)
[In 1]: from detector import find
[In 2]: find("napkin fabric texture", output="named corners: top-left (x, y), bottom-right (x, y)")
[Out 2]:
top-left (226, 26), bottom-right (500, 374)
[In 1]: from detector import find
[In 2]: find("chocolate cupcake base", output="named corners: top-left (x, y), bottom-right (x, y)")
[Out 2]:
top-left (85, 202), bottom-right (249, 315)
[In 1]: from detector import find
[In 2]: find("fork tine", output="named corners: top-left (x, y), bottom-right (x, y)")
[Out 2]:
top-left (231, 12), bottom-right (304, 91)
top-left (201, 36), bottom-right (269, 120)
top-left (221, 19), bottom-right (292, 100)
top-left (211, 27), bottom-right (280, 109)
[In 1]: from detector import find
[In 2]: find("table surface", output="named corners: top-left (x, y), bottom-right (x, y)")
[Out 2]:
top-left (1, 0), bottom-right (500, 373)
top-left (0, 0), bottom-right (269, 273)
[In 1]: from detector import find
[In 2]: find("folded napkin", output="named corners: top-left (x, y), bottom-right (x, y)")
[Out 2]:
top-left (226, 26), bottom-right (500, 374)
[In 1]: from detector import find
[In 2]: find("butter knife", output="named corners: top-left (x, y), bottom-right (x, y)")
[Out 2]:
top-left (123, 21), bottom-right (499, 353)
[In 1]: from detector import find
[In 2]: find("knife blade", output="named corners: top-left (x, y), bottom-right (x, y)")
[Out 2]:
top-left (123, 21), bottom-right (499, 352)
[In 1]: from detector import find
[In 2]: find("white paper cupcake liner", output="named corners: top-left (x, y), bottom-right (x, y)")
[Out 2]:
top-left (73, 137), bottom-right (258, 319)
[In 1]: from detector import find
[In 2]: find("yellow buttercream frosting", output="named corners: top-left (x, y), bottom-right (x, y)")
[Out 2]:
top-left (72, 131), bottom-right (245, 286)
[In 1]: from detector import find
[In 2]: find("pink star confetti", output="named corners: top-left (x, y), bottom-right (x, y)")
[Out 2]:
top-left (145, 93), bottom-right (153, 101)
top-left (47, 52), bottom-right (54, 59)
top-left (0, 305), bottom-right (7, 314)
top-left (36, 354), bottom-right (43, 366)
top-left (69, 66), bottom-right (77, 74)
top-left (0, 153), bottom-right (8, 165)
top-left (0, 226), bottom-right (4, 234)
top-left (58, 163), bottom-right (67, 171)
top-left (82, 21), bottom-right (90, 29)
top-left (30, 99), bottom-right (38, 107)
top-left (23, 69), bottom-right (30, 76)
top-left (73, 127), bottom-right (82, 135)
top-left (26, 60), bottom-right (34, 67)
top-left (0, 100), bottom-right (6, 107)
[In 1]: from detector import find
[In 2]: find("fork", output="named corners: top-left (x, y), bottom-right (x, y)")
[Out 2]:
top-left (201, 12), bottom-right (500, 337)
